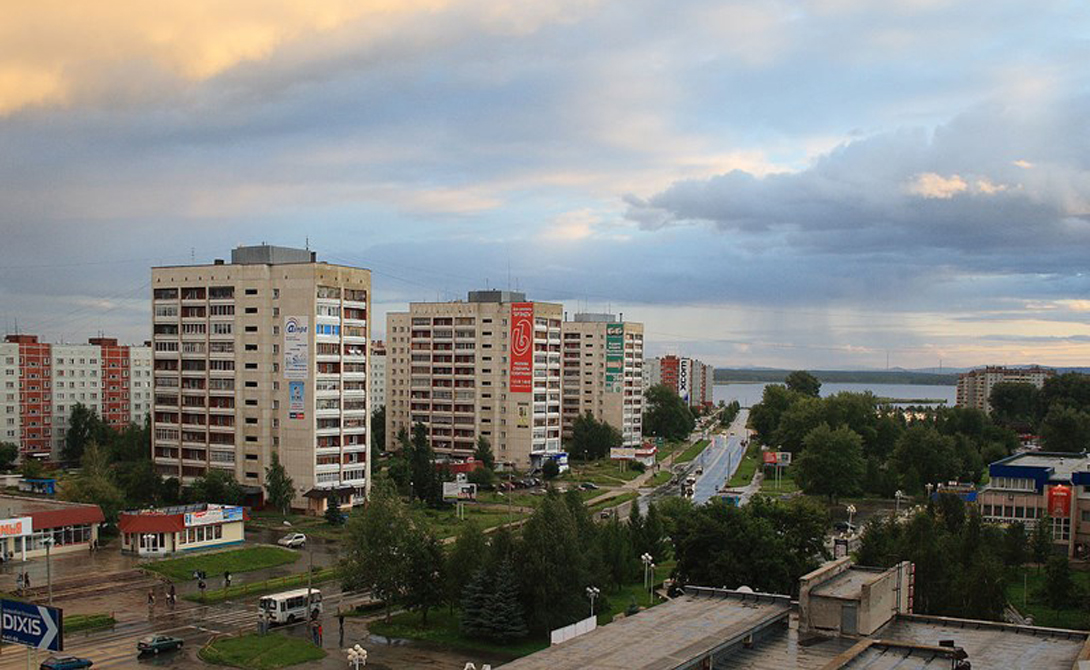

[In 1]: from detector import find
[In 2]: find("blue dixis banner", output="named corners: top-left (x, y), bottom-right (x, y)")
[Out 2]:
top-left (1, 599), bottom-right (63, 651)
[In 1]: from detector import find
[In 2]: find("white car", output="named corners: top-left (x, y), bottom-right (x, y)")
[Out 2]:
top-left (278, 533), bottom-right (306, 548)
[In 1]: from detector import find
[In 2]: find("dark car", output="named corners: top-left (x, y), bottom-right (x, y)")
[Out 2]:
top-left (137, 635), bottom-right (183, 654)
top-left (833, 521), bottom-right (857, 533)
top-left (39, 657), bottom-right (93, 670)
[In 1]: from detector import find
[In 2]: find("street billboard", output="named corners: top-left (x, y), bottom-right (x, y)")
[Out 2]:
top-left (283, 316), bottom-right (310, 380)
top-left (0, 517), bottom-right (32, 539)
top-left (509, 302), bottom-right (534, 393)
top-left (677, 358), bottom-right (691, 403)
top-left (1, 599), bottom-right (62, 651)
top-left (762, 451), bottom-right (777, 465)
top-left (442, 482), bottom-right (478, 501)
top-left (605, 323), bottom-right (624, 393)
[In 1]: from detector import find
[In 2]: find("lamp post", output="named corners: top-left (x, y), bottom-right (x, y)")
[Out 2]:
top-left (585, 586), bottom-right (600, 617)
top-left (895, 490), bottom-right (904, 516)
top-left (41, 537), bottom-right (54, 606)
top-left (846, 504), bottom-right (856, 531)
top-left (346, 644), bottom-right (368, 668)
top-left (641, 553), bottom-right (655, 605)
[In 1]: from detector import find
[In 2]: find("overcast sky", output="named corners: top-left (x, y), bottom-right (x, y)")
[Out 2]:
top-left (2, 0), bottom-right (1089, 370)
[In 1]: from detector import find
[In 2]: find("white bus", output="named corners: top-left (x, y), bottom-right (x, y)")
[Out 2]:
top-left (258, 588), bottom-right (323, 624)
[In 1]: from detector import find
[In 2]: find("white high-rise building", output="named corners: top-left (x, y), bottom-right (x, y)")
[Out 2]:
top-left (370, 341), bottom-right (386, 412)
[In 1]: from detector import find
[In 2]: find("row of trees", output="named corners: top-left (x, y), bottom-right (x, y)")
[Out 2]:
top-left (643, 385), bottom-right (696, 442)
top-left (749, 374), bottom-right (1019, 499)
top-left (990, 372), bottom-right (1090, 451)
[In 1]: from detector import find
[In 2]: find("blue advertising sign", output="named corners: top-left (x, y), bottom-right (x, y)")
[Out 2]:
top-left (1, 599), bottom-right (62, 651)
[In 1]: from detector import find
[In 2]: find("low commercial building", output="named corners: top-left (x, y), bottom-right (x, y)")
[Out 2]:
top-left (0, 496), bottom-right (104, 560)
top-left (978, 451), bottom-right (1090, 558)
top-left (119, 503), bottom-right (247, 557)
top-left (956, 366), bottom-right (1055, 413)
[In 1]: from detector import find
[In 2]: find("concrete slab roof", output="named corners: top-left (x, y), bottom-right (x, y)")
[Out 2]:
top-left (809, 567), bottom-right (888, 600)
top-left (501, 590), bottom-right (792, 670)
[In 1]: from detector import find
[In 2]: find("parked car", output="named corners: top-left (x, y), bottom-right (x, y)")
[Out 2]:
top-left (833, 521), bottom-right (857, 533)
top-left (39, 656), bottom-right (93, 670)
top-left (581, 482), bottom-right (600, 490)
top-left (137, 635), bottom-right (183, 654)
top-left (278, 532), bottom-right (307, 548)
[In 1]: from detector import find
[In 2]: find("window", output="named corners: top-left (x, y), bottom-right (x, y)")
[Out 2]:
top-left (245, 307), bottom-right (257, 314)
top-left (245, 288), bottom-right (258, 295)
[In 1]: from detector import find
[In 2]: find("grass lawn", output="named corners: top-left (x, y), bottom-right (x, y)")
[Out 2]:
top-left (674, 439), bottom-right (710, 464)
top-left (1007, 569), bottom-right (1090, 630)
top-left (199, 633), bottom-right (326, 669)
top-left (727, 441), bottom-right (760, 487)
top-left (414, 505), bottom-right (528, 540)
top-left (761, 466), bottom-right (800, 495)
top-left (587, 491), bottom-right (638, 515)
top-left (648, 470), bottom-right (673, 488)
top-left (187, 567), bottom-right (338, 604)
top-left (65, 613), bottom-right (115, 633)
top-left (598, 560), bottom-right (675, 624)
top-left (568, 459), bottom-right (644, 485)
top-left (369, 609), bottom-right (546, 658)
top-left (248, 512), bottom-right (346, 542)
top-left (145, 546), bottom-right (299, 582)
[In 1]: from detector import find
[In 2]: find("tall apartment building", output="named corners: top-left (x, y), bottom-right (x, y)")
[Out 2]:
top-left (386, 291), bottom-right (564, 468)
top-left (0, 335), bottom-right (152, 460)
top-left (151, 245), bottom-right (371, 512)
top-left (644, 355), bottom-right (715, 408)
top-left (370, 340), bottom-right (386, 412)
top-left (956, 366), bottom-right (1055, 414)
top-left (560, 314), bottom-right (644, 451)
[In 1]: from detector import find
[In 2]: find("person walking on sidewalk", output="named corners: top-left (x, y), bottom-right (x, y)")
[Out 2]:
top-left (338, 612), bottom-right (345, 647)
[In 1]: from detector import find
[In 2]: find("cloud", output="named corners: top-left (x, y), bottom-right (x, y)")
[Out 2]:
top-left (905, 172), bottom-right (967, 199)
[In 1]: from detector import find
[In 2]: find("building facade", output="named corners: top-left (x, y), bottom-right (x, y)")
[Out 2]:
top-left (956, 366), bottom-right (1055, 414)
top-left (643, 355), bottom-right (715, 408)
top-left (0, 335), bottom-right (152, 460)
top-left (978, 452), bottom-right (1090, 558)
top-left (0, 496), bottom-right (104, 560)
top-left (151, 245), bottom-right (371, 511)
top-left (119, 503), bottom-right (247, 556)
top-left (370, 340), bottom-right (386, 412)
top-left (560, 314), bottom-right (644, 451)
top-left (386, 291), bottom-right (564, 468)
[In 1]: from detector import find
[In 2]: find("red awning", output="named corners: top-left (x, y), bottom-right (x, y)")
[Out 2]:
top-left (31, 505), bottom-right (105, 530)
top-left (118, 513), bottom-right (185, 534)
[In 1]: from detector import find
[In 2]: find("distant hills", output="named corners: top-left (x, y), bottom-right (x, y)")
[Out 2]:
top-left (714, 368), bottom-right (958, 386)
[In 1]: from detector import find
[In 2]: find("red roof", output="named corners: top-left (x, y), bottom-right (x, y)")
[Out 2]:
top-left (119, 513), bottom-right (185, 534)
top-left (30, 505), bottom-right (105, 530)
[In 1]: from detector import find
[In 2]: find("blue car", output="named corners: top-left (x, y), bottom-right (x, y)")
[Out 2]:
top-left (39, 656), bottom-right (93, 670)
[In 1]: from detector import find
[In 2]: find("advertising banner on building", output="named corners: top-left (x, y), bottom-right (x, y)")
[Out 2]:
top-left (185, 506), bottom-right (244, 527)
top-left (605, 323), bottom-right (624, 393)
top-left (0, 517), bottom-right (32, 539)
top-left (762, 451), bottom-right (778, 465)
top-left (509, 302), bottom-right (534, 393)
top-left (677, 358), bottom-right (691, 403)
top-left (283, 316), bottom-right (310, 380)
top-left (289, 381), bottom-right (306, 420)
top-left (1048, 484), bottom-right (1072, 518)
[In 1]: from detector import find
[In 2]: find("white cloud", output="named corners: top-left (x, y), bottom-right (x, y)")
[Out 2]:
top-left (906, 172), bottom-right (967, 199)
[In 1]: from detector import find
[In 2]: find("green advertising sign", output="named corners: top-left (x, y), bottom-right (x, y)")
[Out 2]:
top-left (605, 322), bottom-right (624, 393)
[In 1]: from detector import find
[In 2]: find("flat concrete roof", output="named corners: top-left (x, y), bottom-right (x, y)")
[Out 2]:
top-left (717, 618), bottom-right (858, 669)
top-left (809, 567), bottom-right (887, 600)
top-left (1002, 453), bottom-right (1090, 480)
top-left (501, 590), bottom-right (792, 670)
top-left (877, 615), bottom-right (1089, 670)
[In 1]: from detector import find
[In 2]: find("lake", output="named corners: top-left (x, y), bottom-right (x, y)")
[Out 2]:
top-left (713, 382), bottom-right (956, 408)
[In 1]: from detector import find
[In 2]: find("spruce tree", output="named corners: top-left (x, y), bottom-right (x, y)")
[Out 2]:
top-left (487, 560), bottom-right (528, 642)
top-left (460, 567), bottom-right (491, 638)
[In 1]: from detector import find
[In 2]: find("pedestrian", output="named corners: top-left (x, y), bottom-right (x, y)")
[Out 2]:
top-left (310, 620), bottom-right (319, 645)
top-left (147, 589), bottom-right (156, 608)
top-left (168, 583), bottom-right (176, 608)
top-left (24, 573), bottom-right (29, 590)
top-left (338, 612), bottom-right (345, 647)
top-left (317, 622), bottom-right (323, 647)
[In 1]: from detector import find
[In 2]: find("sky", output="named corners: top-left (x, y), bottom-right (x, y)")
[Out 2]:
top-left (1, 0), bottom-right (1089, 370)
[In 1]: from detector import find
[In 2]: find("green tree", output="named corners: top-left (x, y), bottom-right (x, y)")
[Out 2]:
top-left (403, 528), bottom-right (446, 624)
top-left (891, 425), bottom-right (959, 493)
top-left (264, 452), bottom-right (295, 515)
top-left (0, 442), bottom-right (18, 471)
top-left (988, 382), bottom-right (1039, 429)
top-left (474, 435), bottom-right (495, 471)
top-left (341, 483), bottom-right (412, 622)
top-left (795, 424), bottom-right (865, 501)
top-left (1043, 555), bottom-right (1077, 609)
top-left (447, 522), bottom-right (488, 611)
top-left (642, 385), bottom-right (696, 442)
top-left (1038, 373), bottom-right (1090, 422)
top-left (1032, 516), bottom-right (1053, 567)
top-left (1002, 521), bottom-right (1028, 571)
top-left (485, 560), bottom-right (528, 642)
top-left (409, 422), bottom-right (441, 505)
top-left (114, 458), bottom-right (164, 507)
top-left (599, 517), bottom-right (638, 589)
top-left (460, 567), bottom-right (491, 638)
top-left (542, 459), bottom-right (560, 479)
top-left (188, 469), bottom-right (244, 505)
top-left (785, 370), bottom-right (821, 397)
top-left (110, 417), bottom-right (151, 463)
top-left (371, 405), bottom-right (386, 463)
top-left (518, 492), bottom-right (588, 631)
top-left (58, 442), bottom-right (124, 522)
top-left (570, 412), bottom-right (622, 461)
top-left (1040, 404), bottom-right (1090, 453)
top-left (748, 384), bottom-right (801, 447)
top-left (324, 495), bottom-right (343, 526)
top-left (772, 396), bottom-right (826, 453)
top-left (64, 403), bottom-right (108, 463)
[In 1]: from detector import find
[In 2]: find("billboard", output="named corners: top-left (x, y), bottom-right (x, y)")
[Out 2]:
top-left (443, 482), bottom-right (478, 501)
top-left (509, 302), bottom-right (534, 393)
top-left (762, 451), bottom-right (778, 465)
top-left (0, 517), bottom-right (32, 539)
top-left (185, 506), bottom-right (244, 527)
top-left (677, 358), bottom-right (691, 403)
top-left (1048, 485), bottom-right (1071, 518)
top-left (605, 323), bottom-right (624, 393)
top-left (283, 316), bottom-right (310, 380)
top-left (1, 599), bottom-right (62, 652)
top-left (289, 380), bottom-right (306, 420)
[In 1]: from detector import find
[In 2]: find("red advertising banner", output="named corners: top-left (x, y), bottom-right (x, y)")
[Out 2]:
top-left (510, 302), bottom-right (534, 393)
top-left (762, 451), bottom-right (778, 465)
top-left (1048, 485), bottom-right (1071, 518)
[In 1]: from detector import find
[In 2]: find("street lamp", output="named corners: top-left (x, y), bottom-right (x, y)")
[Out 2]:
top-left (345, 644), bottom-right (368, 668)
top-left (641, 553), bottom-right (653, 589)
top-left (641, 553), bottom-right (655, 605)
top-left (846, 504), bottom-right (857, 531)
top-left (895, 490), bottom-right (905, 516)
top-left (585, 586), bottom-right (600, 617)
top-left (41, 536), bottom-right (54, 606)
top-left (142, 533), bottom-right (158, 556)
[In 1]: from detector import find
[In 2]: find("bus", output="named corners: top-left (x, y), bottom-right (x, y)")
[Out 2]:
top-left (258, 588), bottom-right (323, 624)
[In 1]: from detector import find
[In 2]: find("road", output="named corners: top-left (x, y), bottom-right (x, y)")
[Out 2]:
top-left (690, 409), bottom-right (749, 505)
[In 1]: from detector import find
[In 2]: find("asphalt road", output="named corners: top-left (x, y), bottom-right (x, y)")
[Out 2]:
top-left (690, 410), bottom-right (749, 505)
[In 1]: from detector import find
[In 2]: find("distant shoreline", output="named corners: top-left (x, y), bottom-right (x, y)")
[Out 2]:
top-left (713, 369), bottom-right (958, 386)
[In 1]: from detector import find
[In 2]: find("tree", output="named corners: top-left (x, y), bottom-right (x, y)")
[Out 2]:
top-left (484, 560), bottom-right (528, 642)
top-left (785, 370), bottom-right (821, 397)
top-left (58, 442), bottom-right (124, 522)
top-left (264, 452), bottom-right (295, 515)
top-left (1002, 522), bottom-right (1028, 574)
top-left (64, 403), bottom-right (108, 463)
top-left (1039, 404), bottom-right (1090, 453)
top-left (772, 396), bottom-right (826, 453)
top-left (891, 425), bottom-right (959, 493)
top-left (110, 417), bottom-right (151, 463)
top-left (988, 382), bottom-right (1039, 429)
top-left (114, 458), bottom-right (164, 507)
top-left (642, 385), bottom-right (696, 442)
top-left (748, 384), bottom-right (801, 447)
top-left (371, 406), bottom-right (386, 463)
top-left (518, 492), bottom-right (589, 631)
top-left (19, 457), bottom-right (45, 480)
top-left (1032, 516), bottom-right (1053, 567)
top-left (188, 469), bottom-right (244, 505)
top-left (1039, 373), bottom-right (1090, 422)
top-left (542, 459), bottom-right (560, 479)
top-left (0, 442), bottom-right (18, 472)
top-left (474, 435), bottom-right (495, 471)
top-left (325, 495), bottom-right (344, 526)
top-left (403, 528), bottom-right (446, 625)
top-left (408, 422), bottom-right (441, 506)
top-left (341, 483), bottom-right (412, 622)
top-left (569, 412), bottom-right (622, 461)
top-left (1043, 555), bottom-right (1078, 608)
top-left (795, 424), bottom-right (865, 501)
top-left (599, 517), bottom-right (638, 589)
top-left (447, 522), bottom-right (488, 611)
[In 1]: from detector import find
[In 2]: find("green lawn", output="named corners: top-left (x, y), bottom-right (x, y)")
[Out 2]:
top-left (414, 505), bottom-right (528, 540)
top-left (587, 491), bottom-right (638, 515)
top-left (369, 609), bottom-right (546, 658)
top-left (65, 613), bottom-right (115, 633)
top-left (199, 633), bottom-right (327, 669)
top-left (186, 567), bottom-right (338, 604)
top-left (144, 546), bottom-right (299, 582)
top-left (761, 466), bottom-right (800, 495)
top-left (674, 439), bottom-right (710, 464)
top-left (1007, 569), bottom-right (1090, 630)
top-left (647, 470), bottom-right (673, 488)
top-left (248, 512), bottom-right (346, 542)
top-left (568, 459), bottom-right (643, 485)
top-left (727, 441), bottom-right (760, 487)
top-left (598, 561), bottom-right (675, 623)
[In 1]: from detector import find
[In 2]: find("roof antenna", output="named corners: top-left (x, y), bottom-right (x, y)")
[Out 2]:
top-left (306, 236), bottom-right (310, 250)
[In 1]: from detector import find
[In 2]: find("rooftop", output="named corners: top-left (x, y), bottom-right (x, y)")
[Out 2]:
top-left (996, 452), bottom-right (1090, 481)
top-left (0, 496), bottom-right (104, 529)
top-left (230, 244), bottom-right (316, 265)
top-left (810, 567), bottom-right (889, 600)
top-left (572, 312), bottom-right (616, 323)
top-left (467, 289), bottom-right (527, 303)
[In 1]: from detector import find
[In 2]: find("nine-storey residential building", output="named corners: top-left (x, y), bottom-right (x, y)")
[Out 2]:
top-left (560, 314), bottom-right (645, 452)
top-left (151, 245), bottom-right (371, 513)
top-left (0, 334), bottom-right (152, 460)
top-left (644, 354), bottom-right (715, 408)
top-left (370, 340), bottom-right (386, 412)
top-left (956, 365), bottom-right (1055, 414)
top-left (386, 291), bottom-right (564, 469)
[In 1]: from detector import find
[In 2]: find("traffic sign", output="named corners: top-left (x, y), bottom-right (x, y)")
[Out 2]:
top-left (1, 599), bottom-right (63, 651)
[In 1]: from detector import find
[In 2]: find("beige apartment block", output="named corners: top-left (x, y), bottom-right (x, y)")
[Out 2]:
top-left (151, 245), bottom-right (371, 512)
top-left (956, 365), bottom-right (1055, 414)
top-left (386, 290), bottom-right (563, 469)
top-left (560, 314), bottom-right (644, 451)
